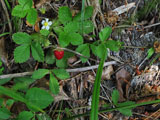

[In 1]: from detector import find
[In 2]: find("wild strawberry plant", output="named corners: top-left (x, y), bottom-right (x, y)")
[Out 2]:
top-left (0, 0), bottom-right (124, 119)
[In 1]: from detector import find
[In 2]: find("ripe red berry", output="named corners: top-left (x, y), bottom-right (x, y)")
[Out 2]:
top-left (54, 49), bottom-right (64, 60)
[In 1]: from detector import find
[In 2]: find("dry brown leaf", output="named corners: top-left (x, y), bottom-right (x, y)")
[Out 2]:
top-left (154, 41), bottom-right (160, 53)
top-left (0, 37), bottom-right (8, 66)
top-left (34, 22), bottom-right (40, 32)
top-left (35, 0), bottom-right (51, 8)
top-left (116, 68), bottom-right (131, 101)
top-left (102, 65), bottom-right (114, 80)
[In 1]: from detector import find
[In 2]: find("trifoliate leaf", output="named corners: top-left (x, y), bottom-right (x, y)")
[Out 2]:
top-left (26, 8), bottom-right (37, 25)
top-left (14, 45), bottom-right (30, 63)
top-left (25, 87), bottom-right (53, 111)
top-left (45, 50), bottom-right (56, 64)
top-left (99, 27), bottom-right (112, 42)
top-left (12, 32), bottom-right (31, 44)
top-left (12, 5), bottom-right (27, 18)
top-left (118, 108), bottom-right (133, 116)
top-left (18, 0), bottom-right (32, 9)
top-left (52, 69), bottom-right (70, 79)
top-left (96, 43), bottom-right (107, 59)
top-left (76, 44), bottom-right (90, 63)
top-left (69, 33), bottom-right (83, 46)
top-left (59, 32), bottom-right (70, 47)
top-left (0, 108), bottom-right (11, 119)
top-left (49, 73), bottom-right (59, 95)
top-left (13, 77), bottom-right (36, 91)
top-left (32, 69), bottom-right (49, 79)
top-left (78, 20), bottom-right (94, 34)
top-left (64, 21), bottom-right (79, 33)
top-left (105, 40), bottom-right (120, 52)
top-left (111, 89), bottom-right (119, 105)
top-left (58, 6), bottom-right (72, 25)
top-left (18, 111), bottom-right (34, 120)
top-left (31, 42), bottom-right (44, 62)
top-left (40, 29), bottom-right (50, 36)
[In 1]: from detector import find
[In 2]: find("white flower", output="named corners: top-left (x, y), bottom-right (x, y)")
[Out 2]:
top-left (41, 18), bottom-right (52, 30)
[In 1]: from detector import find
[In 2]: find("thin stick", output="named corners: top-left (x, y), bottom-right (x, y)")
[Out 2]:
top-left (0, 61), bottom-right (117, 79)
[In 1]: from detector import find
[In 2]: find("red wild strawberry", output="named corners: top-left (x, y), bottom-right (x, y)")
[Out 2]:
top-left (54, 49), bottom-right (64, 60)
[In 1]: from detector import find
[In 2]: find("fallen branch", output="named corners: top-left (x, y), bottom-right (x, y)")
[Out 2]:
top-left (0, 61), bottom-right (117, 79)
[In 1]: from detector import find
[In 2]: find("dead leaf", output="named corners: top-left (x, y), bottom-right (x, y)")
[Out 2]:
top-left (154, 41), bottom-right (160, 53)
top-left (102, 65), bottom-right (114, 80)
top-left (35, 0), bottom-right (51, 8)
top-left (116, 68), bottom-right (131, 101)
top-left (34, 22), bottom-right (40, 32)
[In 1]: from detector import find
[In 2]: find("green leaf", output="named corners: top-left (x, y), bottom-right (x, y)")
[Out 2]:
top-left (58, 6), bottom-right (72, 25)
top-left (52, 69), bottom-right (70, 79)
top-left (25, 87), bottom-right (54, 111)
top-left (12, 77), bottom-right (36, 91)
top-left (12, 32), bottom-right (31, 44)
top-left (111, 90), bottom-right (119, 105)
top-left (64, 21), bottom-right (79, 33)
top-left (32, 69), bottom-right (49, 79)
top-left (118, 108), bottom-right (133, 116)
top-left (6, 99), bottom-right (15, 107)
top-left (90, 44), bottom-right (98, 56)
top-left (90, 46), bottom-right (107, 120)
top-left (40, 29), bottom-right (50, 36)
top-left (0, 86), bottom-right (44, 112)
top-left (26, 8), bottom-right (37, 25)
top-left (59, 32), bottom-right (70, 47)
top-left (78, 21), bottom-right (94, 34)
top-left (105, 40), bottom-right (120, 52)
top-left (49, 73), bottom-right (59, 95)
top-left (14, 44), bottom-right (30, 63)
top-left (147, 47), bottom-right (154, 59)
top-left (45, 50), bottom-right (56, 64)
top-left (18, 111), bottom-right (34, 120)
top-left (73, 6), bottom-right (93, 21)
top-left (0, 78), bottom-right (11, 85)
top-left (31, 42), bottom-right (44, 62)
top-left (96, 43), bottom-right (107, 59)
top-left (31, 33), bottom-right (45, 43)
top-left (0, 108), bottom-right (11, 119)
top-left (99, 27), bottom-right (112, 41)
top-left (69, 33), bottom-right (83, 46)
top-left (76, 44), bottom-right (90, 63)
top-left (18, 0), bottom-right (32, 9)
top-left (12, 5), bottom-right (27, 18)
top-left (117, 101), bottom-right (135, 107)
top-left (56, 58), bottom-right (67, 68)
top-left (53, 26), bottom-right (64, 36)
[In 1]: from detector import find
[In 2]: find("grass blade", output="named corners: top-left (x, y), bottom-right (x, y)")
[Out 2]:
top-left (90, 48), bottom-right (107, 120)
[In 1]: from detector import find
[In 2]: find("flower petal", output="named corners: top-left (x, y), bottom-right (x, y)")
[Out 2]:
top-left (41, 26), bottom-right (45, 29)
top-left (45, 18), bottom-right (49, 22)
top-left (41, 20), bottom-right (45, 24)
top-left (46, 26), bottom-right (49, 30)
top-left (48, 21), bottom-right (52, 25)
